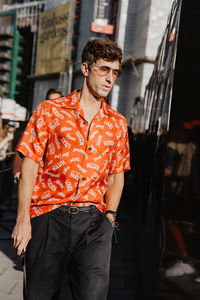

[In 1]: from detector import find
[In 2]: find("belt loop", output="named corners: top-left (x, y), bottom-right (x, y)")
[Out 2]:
top-left (89, 205), bottom-right (93, 216)
top-left (91, 205), bottom-right (97, 216)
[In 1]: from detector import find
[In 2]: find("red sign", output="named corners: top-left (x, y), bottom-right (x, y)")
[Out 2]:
top-left (91, 22), bottom-right (114, 35)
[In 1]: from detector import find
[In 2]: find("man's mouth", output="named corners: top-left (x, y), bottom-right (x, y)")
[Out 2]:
top-left (102, 85), bottom-right (111, 89)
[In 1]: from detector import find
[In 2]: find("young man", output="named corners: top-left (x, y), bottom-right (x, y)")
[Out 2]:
top-left (12, 39), bottom-right (130, 300)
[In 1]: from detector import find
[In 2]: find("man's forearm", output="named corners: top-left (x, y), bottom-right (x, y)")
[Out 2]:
top-left (17, 157), bottom-right (38, 220)
top-left (12, 157), bottom-right (39, 255)
top-left (105, 172), bottom-right (124, 218)
top-left (17, 178), bottom-right (34, 221)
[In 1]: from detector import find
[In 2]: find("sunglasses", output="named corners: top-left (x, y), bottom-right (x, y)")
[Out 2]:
top-left (92, 65), bottom-right (122, 79)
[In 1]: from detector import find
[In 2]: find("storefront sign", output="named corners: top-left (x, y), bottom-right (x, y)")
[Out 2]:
top-left (35, 2), bottom-right (75, 75)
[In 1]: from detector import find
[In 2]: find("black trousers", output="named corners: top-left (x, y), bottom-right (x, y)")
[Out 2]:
top-left (24, 206), bottom-right (113, 300)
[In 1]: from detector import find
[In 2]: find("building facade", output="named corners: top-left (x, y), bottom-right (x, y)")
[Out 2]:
top-left (1, 0), bottom-right (174, 121)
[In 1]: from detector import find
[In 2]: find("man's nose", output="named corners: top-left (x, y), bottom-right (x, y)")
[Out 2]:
top-left (105, 70), bottom-right (114, 82)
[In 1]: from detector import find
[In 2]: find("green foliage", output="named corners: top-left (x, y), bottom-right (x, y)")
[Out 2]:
top-left (0, 85), bottom-right (3, 98)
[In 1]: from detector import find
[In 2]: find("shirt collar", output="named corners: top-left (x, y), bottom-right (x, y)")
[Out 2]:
top-left (61, 89), bottom-right (114, 118)
top-left (61, 90), bottom-right (80, 110)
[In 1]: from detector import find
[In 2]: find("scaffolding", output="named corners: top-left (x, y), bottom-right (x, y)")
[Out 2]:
top-left (1, 1), bottom-right (45, 29)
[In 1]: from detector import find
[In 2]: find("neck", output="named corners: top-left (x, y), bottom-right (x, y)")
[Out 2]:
top-left (78, 82), bottom-right (102, 112)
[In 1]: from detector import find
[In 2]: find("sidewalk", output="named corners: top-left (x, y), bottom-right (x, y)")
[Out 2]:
top-left (0, 208), bottom-right (23, 300)
top-left (156, 268), bottom-right (200, 300)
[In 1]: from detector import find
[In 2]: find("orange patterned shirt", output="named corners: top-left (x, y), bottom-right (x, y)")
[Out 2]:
top-left (17, 90), bottom-right (130, 218)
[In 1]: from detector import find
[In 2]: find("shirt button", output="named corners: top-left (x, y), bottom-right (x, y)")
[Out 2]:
top-left (82, 177), bottom-right (86, 181)
top-left (83, 121), bottom-right (87, 125)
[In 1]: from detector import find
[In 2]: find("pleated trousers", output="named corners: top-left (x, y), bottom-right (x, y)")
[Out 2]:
top-left (24, 205), bottom-right (113, 300)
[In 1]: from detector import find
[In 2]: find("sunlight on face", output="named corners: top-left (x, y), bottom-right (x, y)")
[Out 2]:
top-left (86, 59), bottom-right (120, 98)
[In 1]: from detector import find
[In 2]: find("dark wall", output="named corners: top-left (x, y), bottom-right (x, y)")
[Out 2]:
top-left (170, 0), bottom-right (200, 140)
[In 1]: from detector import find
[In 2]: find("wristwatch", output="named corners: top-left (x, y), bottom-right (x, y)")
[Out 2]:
top-left (105, 210), bottom-right (117, 217)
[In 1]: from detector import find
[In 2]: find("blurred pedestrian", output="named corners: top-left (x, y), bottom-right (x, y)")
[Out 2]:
top-left (45, 88), bottom-right (63, 100)
top-left (0, 122), bottom-right (15, 161)
top-left (0, 122), bottom-right (16, 204)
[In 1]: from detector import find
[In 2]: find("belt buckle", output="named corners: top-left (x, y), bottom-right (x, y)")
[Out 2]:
top-left (68, 206), bottom-right (79, 215)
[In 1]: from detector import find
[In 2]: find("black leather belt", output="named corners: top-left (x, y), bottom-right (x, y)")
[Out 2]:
top-left (58, 205), bottom-right (99, 215)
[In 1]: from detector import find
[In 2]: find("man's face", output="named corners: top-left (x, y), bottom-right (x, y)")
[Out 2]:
top-left (83, 59), bottom-right (120, 98)
top-left (48, 93), bottom-right (62, 100)
top-left (7, 126), bottom-right (15, 134)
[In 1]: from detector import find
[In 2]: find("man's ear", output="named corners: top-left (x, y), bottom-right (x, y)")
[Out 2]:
top-left (81, 62), bottom-right (89, 76)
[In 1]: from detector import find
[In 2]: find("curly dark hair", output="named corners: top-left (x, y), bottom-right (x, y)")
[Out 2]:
top-left (82, 38), bottom-right (122, 66)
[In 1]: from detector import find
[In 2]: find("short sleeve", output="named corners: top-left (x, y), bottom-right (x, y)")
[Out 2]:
top-left (17, 102), bottom-right (48, 164)
top-left (109, 120), bottom-right (131, 174)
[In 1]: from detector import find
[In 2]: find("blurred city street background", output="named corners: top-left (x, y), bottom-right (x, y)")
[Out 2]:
top-left (0, 0), bottom-right (200, 299)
